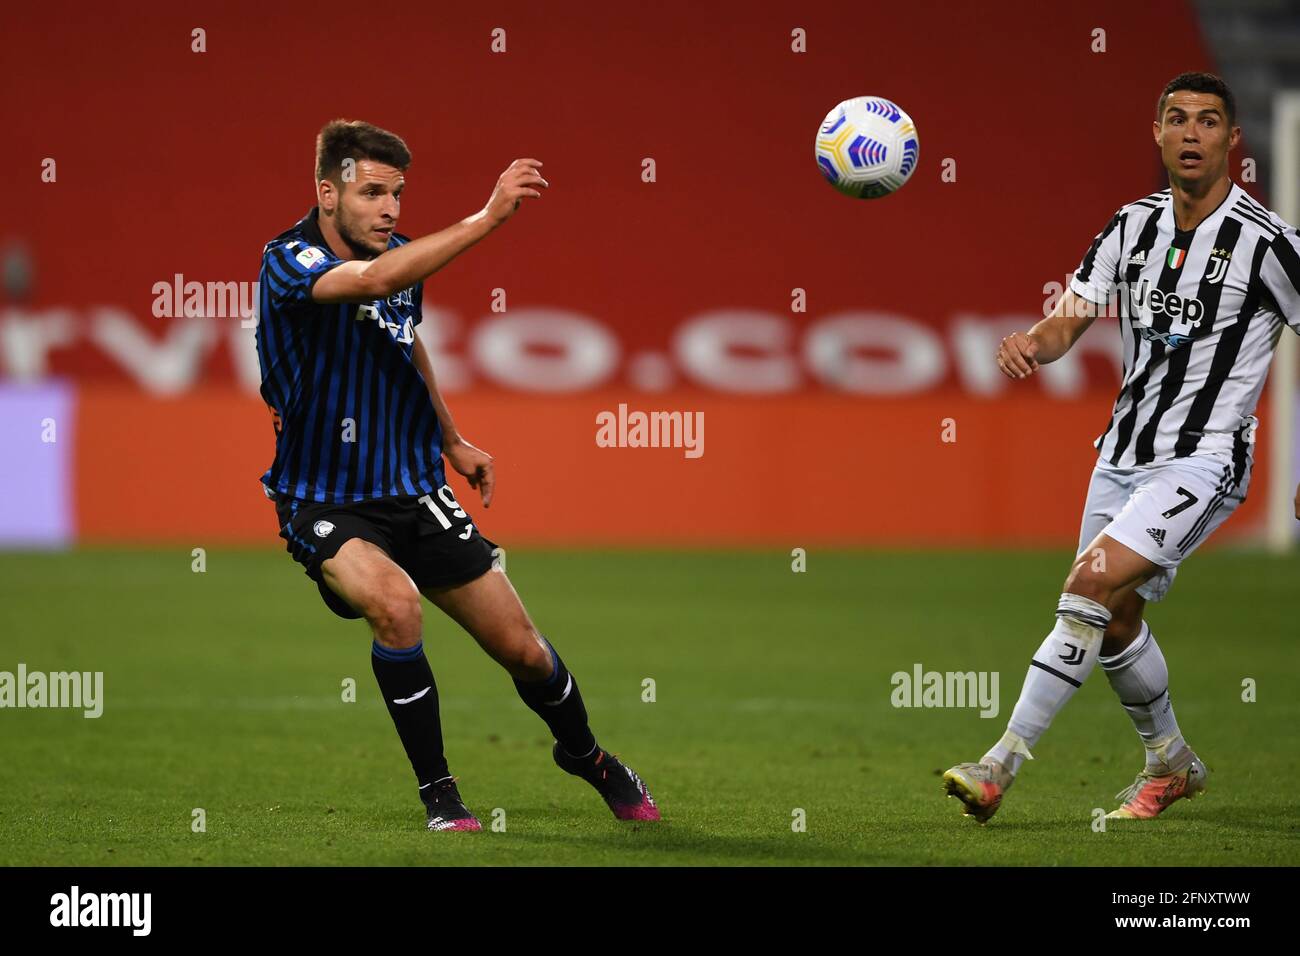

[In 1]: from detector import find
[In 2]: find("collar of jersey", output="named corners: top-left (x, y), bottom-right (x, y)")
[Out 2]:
top-left (299, 206), bottom-right (329, 249)
top-left (1170, 181), bottom-right (1239, 238)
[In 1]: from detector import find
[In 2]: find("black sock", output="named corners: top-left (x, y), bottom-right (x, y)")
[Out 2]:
top-left (370, 640), bottom-right (451, 791)
top-left (513, 637), bottom-right (597, 758)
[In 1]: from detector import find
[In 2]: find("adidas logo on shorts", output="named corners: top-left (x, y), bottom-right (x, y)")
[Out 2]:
top-left (1146, 527), bottom-right (1166, 547)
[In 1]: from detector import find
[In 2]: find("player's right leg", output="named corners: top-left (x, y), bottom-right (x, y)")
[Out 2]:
top-left (944, 532), bottom-right (1160, 824)
top-left (945, 453), bottom-right (1234, 824)
top-left (421, 567), bottom-right (660, 822)
top-left (273, 495), bottom-right (478, 831)
top-left (320, 537), bottom-right (481, 832)
top-left (394, 486), bottom-right (660, 823)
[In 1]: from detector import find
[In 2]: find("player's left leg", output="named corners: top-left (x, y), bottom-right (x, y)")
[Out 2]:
top-left (1091, 448), bottom-right (1253, 818)
top-left (420, 568), bottom-right (660, 821)
top-left (1096, 585), bottom-right (1204, 818)
top-left (1092, 450), bottom-right (1250, 819)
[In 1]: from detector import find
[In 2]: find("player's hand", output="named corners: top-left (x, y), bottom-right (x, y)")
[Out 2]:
top-left (446, 437), bottom-right (496, 508)
top-left (997, 331), bottom-right (1040, 379)
top-left (482, 159), bottom-right (548, 228)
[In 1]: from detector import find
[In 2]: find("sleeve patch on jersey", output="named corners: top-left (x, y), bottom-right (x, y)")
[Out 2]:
top-left (295, 246), bottom-right (328, 269)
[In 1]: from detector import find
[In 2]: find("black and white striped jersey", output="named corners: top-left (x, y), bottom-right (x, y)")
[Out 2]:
top-left (1069, 182), bottom-right (1300, 470)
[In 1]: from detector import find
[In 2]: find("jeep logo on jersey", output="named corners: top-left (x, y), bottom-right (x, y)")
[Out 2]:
top-left (313, 520), bottom-right (335, 537)
top-left (1128, 277), bottom-right (1205, 327)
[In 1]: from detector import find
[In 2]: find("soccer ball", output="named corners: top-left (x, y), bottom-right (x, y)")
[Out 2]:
top-left (815, 96), bottom-right (920, 199)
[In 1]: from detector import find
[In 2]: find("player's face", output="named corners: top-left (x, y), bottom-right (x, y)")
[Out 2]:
top-left (1153, 91), bottom-right (1240, 187)
top-left (323, 160), bottom-right (404, 258)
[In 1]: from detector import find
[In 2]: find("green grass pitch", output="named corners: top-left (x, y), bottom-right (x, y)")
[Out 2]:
top-left (1, 547), bottom-right (1297, 866)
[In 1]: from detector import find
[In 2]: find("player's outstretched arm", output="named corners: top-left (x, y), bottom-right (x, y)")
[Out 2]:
top-left (312, 159), bottom-right (549, 304)
top-left (997, 288), bottom-right (1099, 379)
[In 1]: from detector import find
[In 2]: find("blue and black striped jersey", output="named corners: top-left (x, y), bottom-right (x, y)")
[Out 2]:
top-left (255, 207), bottom-right (446, 502)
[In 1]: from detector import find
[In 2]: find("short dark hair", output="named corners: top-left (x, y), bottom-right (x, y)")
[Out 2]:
top-left (1156, 72), bottom-right (1236, 126)
top-left (315, 119), bottom-right (412, 184)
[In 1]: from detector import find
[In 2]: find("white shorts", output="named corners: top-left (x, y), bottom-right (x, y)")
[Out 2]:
top-left (1075, 450), bottom-right (1251, 602)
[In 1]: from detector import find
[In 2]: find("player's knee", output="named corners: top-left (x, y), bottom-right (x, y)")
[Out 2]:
top-left (1100, 616), bottom-right (1140, 656)
top-left (366, 585), bottom-right (422, 648)
top-left (1063, 577), bottom-right (1112, 608)
top-left (506, 628), bottom-right (553, 682)
top-left (1062, 562), bottom-right (1114, 607)
top-left (1109, 591), bottom-right (1142, 631)
top-left (1104, 612), bottom-right (1140, 641)
top-left (1098, 591), bottom-right (1143, 652)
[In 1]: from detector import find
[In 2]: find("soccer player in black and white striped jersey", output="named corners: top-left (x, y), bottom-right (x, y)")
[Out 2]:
top-left (943, 73), bottom-right (1300, 823)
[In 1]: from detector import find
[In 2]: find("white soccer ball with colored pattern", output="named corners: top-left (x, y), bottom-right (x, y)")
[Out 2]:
top-left (815, 96), bottom-right (920, 199)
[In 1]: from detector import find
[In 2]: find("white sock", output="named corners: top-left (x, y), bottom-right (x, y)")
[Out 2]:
top-left (1098, 621), bottom-right (1189, 773)
top-left (985, 593), bottom-right (1110, 776)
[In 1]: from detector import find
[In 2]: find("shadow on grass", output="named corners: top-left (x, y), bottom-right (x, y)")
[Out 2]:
top-left (483, 809), bottom-right (876, 865)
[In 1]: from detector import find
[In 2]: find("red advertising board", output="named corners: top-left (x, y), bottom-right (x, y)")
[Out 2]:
top-left (6, 0), bottom-right (1269, 546)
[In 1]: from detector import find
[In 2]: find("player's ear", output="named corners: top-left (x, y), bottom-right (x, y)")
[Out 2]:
top-left (1152, 120), bottom-right (1162, 146)
top-left (318, 177), bottom-right (338, 211)
top-left (1228, 124), bottom-right (1242, 151)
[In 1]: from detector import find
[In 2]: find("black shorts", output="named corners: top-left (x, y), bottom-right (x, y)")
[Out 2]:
top-left (272, 486), bottom-right (498, 620)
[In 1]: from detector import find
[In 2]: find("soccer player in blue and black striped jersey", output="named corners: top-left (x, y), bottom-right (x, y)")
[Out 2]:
top-left (256, 120), bottom-right (659, 830)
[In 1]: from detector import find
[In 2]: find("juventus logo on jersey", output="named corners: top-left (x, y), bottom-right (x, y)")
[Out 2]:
top-left (1204, 248), bottom-right (1232, 285)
